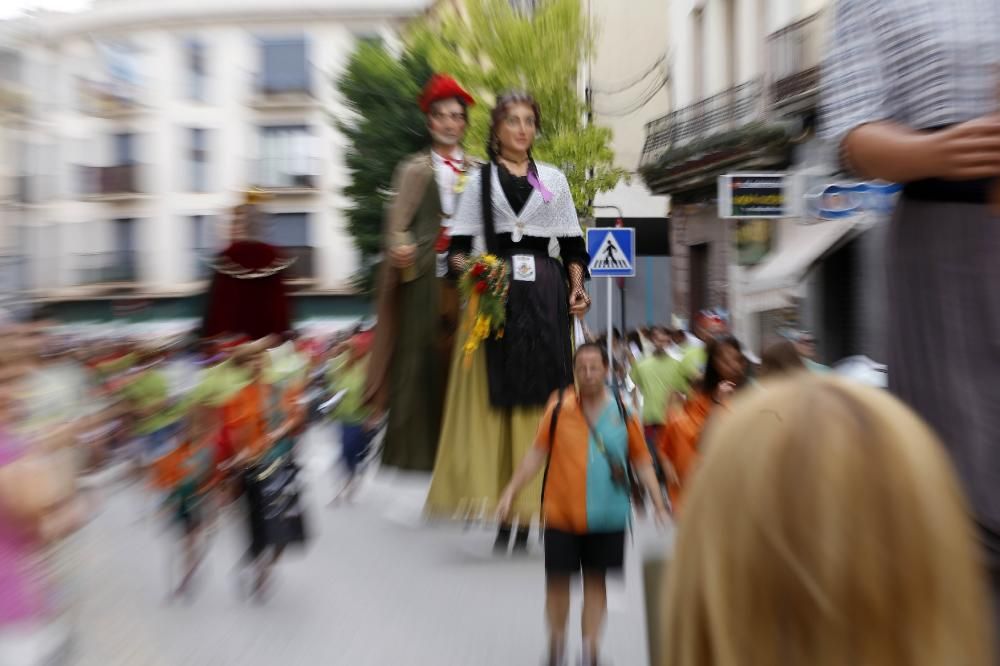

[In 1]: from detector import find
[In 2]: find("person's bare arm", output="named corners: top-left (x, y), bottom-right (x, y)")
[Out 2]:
top-left (496, 447), bottom-right (548, 522)
top-left (844, 116), bottom-right (1000, 183)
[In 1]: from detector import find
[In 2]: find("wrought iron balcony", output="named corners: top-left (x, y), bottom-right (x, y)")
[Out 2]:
top-left (767, 10), bottom-right (826, 112)
top-left (640, 78), bottom-right (764, 167)
top-left (249, 71), bottom-right (315, 109)
top-left (80, 80), bottom-right (146, 118)
top-left (251, 157), bottom-right (321, 193)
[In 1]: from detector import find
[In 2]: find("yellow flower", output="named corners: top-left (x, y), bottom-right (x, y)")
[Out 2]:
top-left (482, 254), bottom-right (498, 267)
top-left (473, 315), bottom-right (491, 340)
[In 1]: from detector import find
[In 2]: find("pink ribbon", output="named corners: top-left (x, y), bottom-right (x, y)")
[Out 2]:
top-left (526, 170), bottom-right (554, 204)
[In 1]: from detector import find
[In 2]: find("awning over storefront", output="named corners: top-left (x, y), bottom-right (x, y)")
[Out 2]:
top-left (742, 214), bottom-right (865, 312)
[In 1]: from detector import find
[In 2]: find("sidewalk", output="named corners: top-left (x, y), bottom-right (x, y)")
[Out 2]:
top-left (67, 428), bottom-right (672, 665)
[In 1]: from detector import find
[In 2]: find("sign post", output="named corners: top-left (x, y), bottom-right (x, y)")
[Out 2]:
top-left (587, 227), bottom-right (636, 382)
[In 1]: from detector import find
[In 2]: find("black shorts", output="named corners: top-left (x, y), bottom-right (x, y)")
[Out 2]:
top-left (544, 528), bottom-right (626, 576)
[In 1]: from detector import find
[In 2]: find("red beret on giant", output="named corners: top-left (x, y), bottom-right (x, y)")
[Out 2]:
top-left (418, 74), bottom-right (475, 114)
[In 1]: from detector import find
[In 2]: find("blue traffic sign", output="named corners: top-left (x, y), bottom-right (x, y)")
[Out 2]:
top-left (587, 227), bottom-right (635, 278)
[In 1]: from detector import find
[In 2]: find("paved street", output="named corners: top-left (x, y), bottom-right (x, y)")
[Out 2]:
top-left (66, 428), bottom-right (674, 666)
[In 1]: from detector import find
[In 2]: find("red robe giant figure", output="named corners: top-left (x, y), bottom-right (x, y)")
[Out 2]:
top-left (201, 194), bottom-right (294, 340)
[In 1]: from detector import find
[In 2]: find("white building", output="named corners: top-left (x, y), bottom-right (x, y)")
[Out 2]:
top-left (2, 0), bottom-right (429, 322)
top-left (588, 0), bottom-right (670, 220)
top-left (586, 0), bottom-right (673, 332)
top-left (638, 0), bottom-right (877, 358)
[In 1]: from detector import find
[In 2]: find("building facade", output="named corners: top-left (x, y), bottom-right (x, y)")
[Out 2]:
top-left (640, 0), bottom-right (888, 361)
top-left (1, 0), bottom-right (428, 324)
top-left (586, 0), bottom-right (673, 333)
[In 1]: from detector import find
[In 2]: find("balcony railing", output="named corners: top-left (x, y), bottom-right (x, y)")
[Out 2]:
top-left (79, 164), bottom-right (143, 198)
top-left (641, 78), bottom-right (764, 166)
top-left (80, 80), bottom-right (145, 117)
top-left (250, 71), bottom-right (314, 108)
top-left (767, 10), bottom-right (826, 110)
top-left (251, 158), bottom-right (321, 192)
top-left (281, 246), bottom-right (314, 281)
top-left (12, 175), bottom-right (60, 205)
top-left (75, 251), bottom-right (138, 285)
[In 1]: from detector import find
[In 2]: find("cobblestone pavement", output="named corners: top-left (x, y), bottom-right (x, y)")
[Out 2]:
top-left (65, 428), bottom-right (674, 666)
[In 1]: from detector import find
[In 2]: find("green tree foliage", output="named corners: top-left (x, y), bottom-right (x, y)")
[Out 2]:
top-left (409, 0), bottom-right (627, 213)
top-left (337, 1), bottom-right (627, 291)
top-left (336, 40), bottom-right (432, 292)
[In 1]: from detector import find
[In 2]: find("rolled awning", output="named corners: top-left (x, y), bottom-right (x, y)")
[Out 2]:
top-left (742, 214), bottom-right (866, 313)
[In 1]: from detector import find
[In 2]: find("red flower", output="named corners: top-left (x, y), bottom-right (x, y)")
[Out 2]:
top-left (471, 263), bottom-right (485, 278)
top-left (475, 280), bottom-right (488, 294)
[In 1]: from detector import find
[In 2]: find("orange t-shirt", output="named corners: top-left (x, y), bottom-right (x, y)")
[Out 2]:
top-left (221, 382), bottom-right (267, 459)
top-left (658, 392), bottom-right (712, 513)
top-left (534, 391), bottom-right (651, 534)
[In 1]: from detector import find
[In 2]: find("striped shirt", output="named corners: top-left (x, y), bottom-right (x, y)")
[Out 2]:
top-left (821, 0), bottom-right (1000, 148)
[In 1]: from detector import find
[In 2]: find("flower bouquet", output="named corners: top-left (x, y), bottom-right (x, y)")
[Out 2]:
top-left (459, 254), bottom-right (510, 363)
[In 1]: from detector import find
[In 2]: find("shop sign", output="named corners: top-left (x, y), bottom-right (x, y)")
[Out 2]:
top-left (803, 180), bottom-right (902, 222)
top-left (718, 173), bottom-right (790, 219)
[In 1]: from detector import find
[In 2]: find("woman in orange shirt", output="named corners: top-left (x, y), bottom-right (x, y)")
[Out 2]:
top-left (659, 336), bottom-right (747, 514)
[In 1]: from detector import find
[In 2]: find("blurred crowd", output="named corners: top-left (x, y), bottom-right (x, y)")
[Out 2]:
top-left (0, 316), bottom-right (375, 663)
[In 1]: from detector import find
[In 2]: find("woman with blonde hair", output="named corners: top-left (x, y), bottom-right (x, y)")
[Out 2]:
top-left (661, 375), bottom-right (994, 666)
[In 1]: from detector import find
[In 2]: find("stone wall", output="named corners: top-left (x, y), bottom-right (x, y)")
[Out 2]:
top-left (670, 201), bottom-right (732, 321)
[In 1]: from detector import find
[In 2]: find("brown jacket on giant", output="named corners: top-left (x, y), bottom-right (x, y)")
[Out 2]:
top-left (362, 151), bottom-right (472, 471)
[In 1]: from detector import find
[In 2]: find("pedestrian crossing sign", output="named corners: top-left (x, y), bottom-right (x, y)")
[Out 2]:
top-left (587, 227), bottom-right (635, 278)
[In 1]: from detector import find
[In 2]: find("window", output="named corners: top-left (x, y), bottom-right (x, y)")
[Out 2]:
top-left (724, 0), bottom-right (736, 88)
top-left (257, 125), bottom-right (318, 189)
top-left (258, 36), bottom-right (310, 94)
top-left (266, 212), bottom-right (312, 279)
top-left (183, 39), bottom-right (206, 102)
top-left (189, 128), bottom-right (209, 192)
top-left (112, 218), bottom-right (137, 282)
top-left (692, 9), bottom-right (705, 101)
top-left (114, 133), bottom-right (136, 165)
top-left (266, 212), bottom-right (309, 246)
top-left (0, 49), bottom-right (20, 84)
top-left (190, 215), bottom-right (216, 279)
top-left (97, 41), bottom-right (141, 100)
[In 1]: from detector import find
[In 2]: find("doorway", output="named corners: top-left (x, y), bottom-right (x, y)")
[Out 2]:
top-left (689, 242), bottom-right (708, 322)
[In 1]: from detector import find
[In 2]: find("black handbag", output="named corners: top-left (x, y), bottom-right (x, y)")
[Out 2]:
top-left (243, 455), bottom-right (307, 549)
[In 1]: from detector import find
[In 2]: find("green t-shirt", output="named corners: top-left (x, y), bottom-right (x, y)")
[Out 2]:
top-left (681, 345), bottom-right (708, 382)
top-left (630, 354), bottom-right (690, 426)
top-left (327, 355), bottom-right (371, 426)
top-left (187, 359), bottom-right (253, 409)
top-left (124, 369), bottom-right (186, 435)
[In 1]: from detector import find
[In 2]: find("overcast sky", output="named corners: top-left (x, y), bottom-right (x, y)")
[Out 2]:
top-left (0, 0), bottom-right (92, 20)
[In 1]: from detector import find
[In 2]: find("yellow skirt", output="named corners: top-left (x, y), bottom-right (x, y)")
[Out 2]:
top-left (425, 341), bottom-right (545, 525)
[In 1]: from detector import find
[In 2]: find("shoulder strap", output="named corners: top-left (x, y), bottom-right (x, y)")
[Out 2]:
top-left (480, 160), bottom-right (499, 255)
top-left (612, 385), bottom-right (627, 423)
top-left (540, 387), bottom-right (566, 507)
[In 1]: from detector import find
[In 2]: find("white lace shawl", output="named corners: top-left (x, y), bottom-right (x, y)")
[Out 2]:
top-left (449, 161), bottom-right (583, 241)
